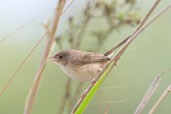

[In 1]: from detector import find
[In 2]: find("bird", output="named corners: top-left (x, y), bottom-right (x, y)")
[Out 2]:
top-left (49, 36), bottom-right (129, 81)
top-left (49, 49), bottom-right (111, 81)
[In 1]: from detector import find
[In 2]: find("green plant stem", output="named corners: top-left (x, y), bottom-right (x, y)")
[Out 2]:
top-left (71, 1), bottom-right (170, 113)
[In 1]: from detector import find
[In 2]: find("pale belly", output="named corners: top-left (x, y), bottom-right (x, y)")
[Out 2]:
top-left (58, 62), bottom-right (106, 81)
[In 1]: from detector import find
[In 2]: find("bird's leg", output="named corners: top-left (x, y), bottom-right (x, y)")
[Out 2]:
top-left (91, 78), bottom-right (97, 85)
top-left (81, 88), bottom-right (88, 99)
top-left (81, 78), bottom-right (97, 99)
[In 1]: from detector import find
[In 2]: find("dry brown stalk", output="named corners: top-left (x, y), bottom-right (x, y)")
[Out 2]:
top-left (148, 85), bottom-right (171, 114)
top-left (104, 103), bottom-right (111, 114)
top-left (105, 0), bottom-right (161, 56)
top-left (0, 18), bottom-right (35, 41)
top-left (24, 0), bottom-right (66, 114)
top-left (72, 1), bottom-right (170, 113)
top-left (0, 0), bottom-right (74, 96)
top-left (0, 33), bottom-right (47, 96)
top-left (0, 0), bottom-right (75, 113)
top-left (62, 0), bottom-right (75, 14)
top-left (134, 68), bottom-right (171, 114)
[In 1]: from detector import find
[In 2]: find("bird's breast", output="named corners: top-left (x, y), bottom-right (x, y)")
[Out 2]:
top-left (58, 62), bottom-right (107, 81)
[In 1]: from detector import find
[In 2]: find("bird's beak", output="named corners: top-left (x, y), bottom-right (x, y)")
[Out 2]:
top-left (48, 56), bottom-right (57, 62)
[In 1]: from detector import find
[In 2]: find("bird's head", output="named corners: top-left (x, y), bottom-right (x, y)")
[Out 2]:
top-left (49, 49), bottom-right (72, 66)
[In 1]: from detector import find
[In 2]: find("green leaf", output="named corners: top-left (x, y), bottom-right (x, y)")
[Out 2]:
top-left (75, 61), bottom-right (115, 114)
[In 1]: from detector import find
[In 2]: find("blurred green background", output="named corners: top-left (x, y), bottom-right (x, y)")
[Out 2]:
top-left (0, 0), bottom-right (171, 114)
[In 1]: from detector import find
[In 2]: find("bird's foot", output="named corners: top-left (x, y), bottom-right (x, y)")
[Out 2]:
top-left (81, 89), bottom-right (88, 99)
top-left (91, 78), bottom-right (97, 85)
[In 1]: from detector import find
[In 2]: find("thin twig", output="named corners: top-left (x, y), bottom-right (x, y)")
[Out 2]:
top-left (75, 19), bottom-right (90, 49)
top-left (134, 68), bottom-right (171, 114)
top-left (0, 0), bottom-right (74, 96)
top-left (105, 0), bottom-right (161, 56)
top-left (104, 103), bottom-right (111, 114)
top-left (57, 77), bottom-right (72, 114)
top-left (95, 25), bottom-right (116, 52)
top-left (71, 2), bottom-right (170, 113)
top-left (100, 84), bottom-right (127, 90)
top-left (72, 82), bottom-right (84, 105)
top-left (72, 0), bottom-right (161, 111)
top-left (148, 85), bottom-right (171, 114)
top-left (70, 1), bottom-right (139, 106)
top-left (24, 1), bottom-right (66, 114)
top-left (133, 0), bottom-right (161, 34)
top-left (75, 3), bottom-right (91, 49)
top-left (89, 99), bottom-right (128, 106)
top-left (104, 35), bottom-right (130, 56)
top-left (0, 33), bottom-right (47, 96)
top-left (112, 3), bottom-right (171, 63)
top-left (0, 18), bottom-right (36, 41)
top-left (62, 0), bottom-right (75, 14)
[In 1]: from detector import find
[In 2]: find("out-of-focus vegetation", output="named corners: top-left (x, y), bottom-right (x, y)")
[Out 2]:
top-left (55, 1), bottom-right (140, 113)
top-left (0, 0), bottom-right (170, 114)
top-left (55, 0), bottom-right (140, 51)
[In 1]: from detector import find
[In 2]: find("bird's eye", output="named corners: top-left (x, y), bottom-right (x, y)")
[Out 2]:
top-left (59, 55), bottom-right (63, 59)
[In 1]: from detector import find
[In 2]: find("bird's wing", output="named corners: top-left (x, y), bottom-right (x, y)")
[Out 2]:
top-left (71, 52), bottom-right (110, 65)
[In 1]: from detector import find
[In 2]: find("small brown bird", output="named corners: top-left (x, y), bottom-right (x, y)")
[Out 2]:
top-left (49, 37), bottom-right (129, 81)
top-left (49, 49), bottom-right (110, 81)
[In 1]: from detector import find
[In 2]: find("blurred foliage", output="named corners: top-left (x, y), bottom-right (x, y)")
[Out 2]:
top-left (54, 0), bottom-right (141, 113)
top-left (1, 0), bottom-right (171, 114)
top-left (55, 0), bottom-right (140, 52)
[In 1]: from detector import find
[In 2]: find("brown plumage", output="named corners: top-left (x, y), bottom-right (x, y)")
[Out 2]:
top-left (49, 49), bottom-right (111, 81)
top-left (49, 35), bottom-right (129, 81)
